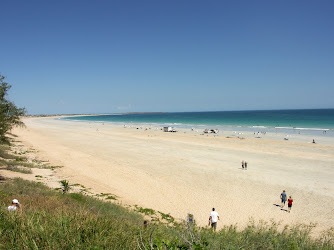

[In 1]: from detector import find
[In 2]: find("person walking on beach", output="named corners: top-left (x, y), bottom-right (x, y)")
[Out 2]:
top-left (208, 208), bottom-right (220, 231)
top-left (280, 190), bottom-right (287, 207)
top-left (241, 161), bottom-right (244, 169)
top-left (244, 161), bottom-right (248, 170)
top-left (8, 199), bottom-right (21, 212)
top-left (288, 196), bottom-right (293, 212)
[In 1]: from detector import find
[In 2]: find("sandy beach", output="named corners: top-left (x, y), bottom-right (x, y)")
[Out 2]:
top-left (10, 117), bottom-right (334, 234)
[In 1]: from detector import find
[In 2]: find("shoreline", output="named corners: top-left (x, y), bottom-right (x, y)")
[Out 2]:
top-left (60, 113), bottom-right (334, 140)
top-left (59, 117), bottom-right (334, 146)
top-left (10, 117), bottom-right (334, 234)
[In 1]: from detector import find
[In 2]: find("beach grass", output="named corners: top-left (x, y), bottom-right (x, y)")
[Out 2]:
top-left (0, 178), bottom-right (333, 249)
top-left (0, 178), bottom-right (144, 249)
top-left (0, 142), bottom-right (62, 173)
top-left (0, 145), bottom-right (19, 160)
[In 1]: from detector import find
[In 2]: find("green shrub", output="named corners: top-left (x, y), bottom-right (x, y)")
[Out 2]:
top-left (60, 180), bottom-right (70, 194)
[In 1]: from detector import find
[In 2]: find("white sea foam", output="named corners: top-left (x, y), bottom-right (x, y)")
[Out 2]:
top-left (275, 127), bottom-right (330, 131)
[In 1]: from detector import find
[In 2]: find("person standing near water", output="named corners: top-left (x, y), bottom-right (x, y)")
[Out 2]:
top-left (209, 208), bottom-right (220, 231)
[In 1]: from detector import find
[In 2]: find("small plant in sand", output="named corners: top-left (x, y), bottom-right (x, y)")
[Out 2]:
top-left (96, 192), bottom-right (118, 200)
top-left (158, 211), bottom-right (175, 224)
top-left (60, 180), bottom-right (70, 194)
top-left (134, 205), bottom-right (156, 216)
top-left (15, 157), bottom-right (27, 162)
top-left (133, 205), bottom-right (176, 225)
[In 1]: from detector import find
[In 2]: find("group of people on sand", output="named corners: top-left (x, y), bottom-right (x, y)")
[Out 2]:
top-left (208, 190), bottom-right (294, 232)
top-left (280, 190), bottom-right (293, 212)
top-left (241, 160), bottom-right (248, 170)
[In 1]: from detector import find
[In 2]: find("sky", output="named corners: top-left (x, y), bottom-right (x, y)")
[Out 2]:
top-left (1, 0), bottom-right (334, 115)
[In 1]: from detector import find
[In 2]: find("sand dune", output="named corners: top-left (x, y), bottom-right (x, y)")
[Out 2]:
top-left (12, 117), bottom-right (334, 234)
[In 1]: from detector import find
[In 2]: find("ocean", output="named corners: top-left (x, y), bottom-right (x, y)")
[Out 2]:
top-left (62, 109), bottom-right (334, 137)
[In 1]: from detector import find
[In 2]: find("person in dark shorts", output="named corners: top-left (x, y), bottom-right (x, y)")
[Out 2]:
top-left (280, 190), bottom-right (287, 207)
top-left (288, 196), bottom-right (293, 212)
top-left (209, 208), bottom-right (220, 231)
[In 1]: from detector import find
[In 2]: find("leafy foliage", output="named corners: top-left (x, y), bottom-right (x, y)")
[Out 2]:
top-left (0, 75), bottom-right (26, 143)
top-left (60, 180), bottom-right (70, 194)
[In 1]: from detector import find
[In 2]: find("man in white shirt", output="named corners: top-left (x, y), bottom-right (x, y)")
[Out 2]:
top-left (209, 208), bottom-right (220, 231)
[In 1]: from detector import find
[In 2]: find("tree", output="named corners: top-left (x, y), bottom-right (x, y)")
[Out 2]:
top-left (0, 75), bottom-right (26, 143)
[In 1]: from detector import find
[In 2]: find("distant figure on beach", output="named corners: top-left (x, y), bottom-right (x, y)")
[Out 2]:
top-left (244, 161), bottom-right (248, 170)
top-left (208, 208), bottom-right (220, 231)
top-left (8, 199), bottom-right (21, 212)
top-left (241, 161), bottom-right (244, 169)
top-left (312, 139), bottom-right (316, 144)
top-left (288, 196), bottom-right (293, 212)
top-left (280, 190), bottom-right (287, 207)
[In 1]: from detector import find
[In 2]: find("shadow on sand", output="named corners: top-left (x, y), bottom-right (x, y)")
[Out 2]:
top-left (273, 204), bottom-right (290, 213)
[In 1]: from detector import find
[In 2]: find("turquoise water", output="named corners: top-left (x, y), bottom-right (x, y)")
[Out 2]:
top-left (63, 109), bottom-right (334, 136)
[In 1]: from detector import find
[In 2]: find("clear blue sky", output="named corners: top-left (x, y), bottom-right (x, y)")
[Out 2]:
top-left (1, 0), bottom-right (333, 115)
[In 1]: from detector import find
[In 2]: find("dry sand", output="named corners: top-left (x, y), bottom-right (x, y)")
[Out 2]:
top-left (10, 117), bottom-right (334, 234)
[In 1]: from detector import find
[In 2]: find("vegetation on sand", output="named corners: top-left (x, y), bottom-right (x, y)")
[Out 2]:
top-left (0, 178), bottom-right (333, 249)
top-left (60, 179), bottom-right (70, 194)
